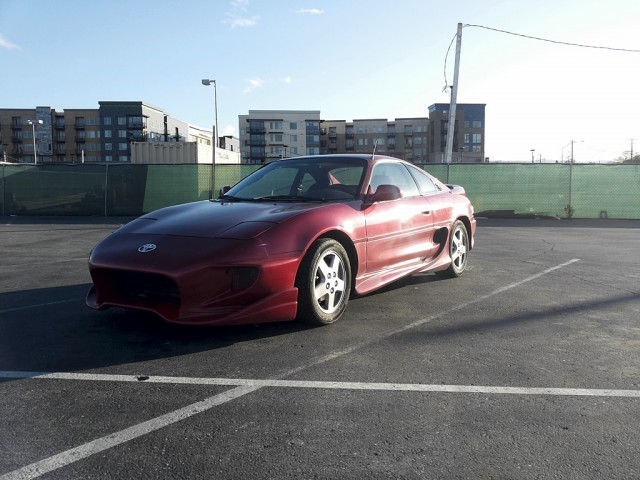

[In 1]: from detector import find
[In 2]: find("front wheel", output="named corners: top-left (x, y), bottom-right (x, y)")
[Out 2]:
top-left (296, 238), bottom-right (351, 325)
top-left (439, 220), bottom-right (469, 278)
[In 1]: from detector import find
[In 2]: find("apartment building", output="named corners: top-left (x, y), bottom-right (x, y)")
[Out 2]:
top-left (0, 106), bottom-right (55, 163)
top-left (239, 110), bottom-right (321, 164)
top-left (428, 103), bottom-right (486, 163)
top-left (1, 102), bottom-right (199, 164)
top-left (320, 118), bottom-right (429, 163)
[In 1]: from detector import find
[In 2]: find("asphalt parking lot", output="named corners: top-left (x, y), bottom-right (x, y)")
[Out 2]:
top-left (1, 216), bottom-right (640, 479)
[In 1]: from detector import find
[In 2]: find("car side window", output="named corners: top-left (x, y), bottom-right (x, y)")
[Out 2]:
top-left (369, 163), bottom-right (420, 198)
top-left (407, 165), bottom-right (439, 194)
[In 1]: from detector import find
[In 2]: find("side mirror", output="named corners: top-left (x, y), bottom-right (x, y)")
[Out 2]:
top-left (219, 185), bottom-right (231, 196)
top-left (368, 184), bottom-right (402, 203)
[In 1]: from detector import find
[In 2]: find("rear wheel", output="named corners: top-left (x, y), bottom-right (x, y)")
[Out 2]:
top-left (440, 220), bottom-right (469, 278)
top-left (296, 238), bottom-right (351, 325)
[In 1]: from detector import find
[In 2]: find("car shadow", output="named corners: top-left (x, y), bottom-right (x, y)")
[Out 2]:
top-left (0, 283), bottom-right (315, 376)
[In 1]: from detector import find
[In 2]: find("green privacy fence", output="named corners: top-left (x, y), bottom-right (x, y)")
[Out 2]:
top-left (1, 163), bottom-right (639, 219)
top-left (424, 163), bottom-right (640, 220)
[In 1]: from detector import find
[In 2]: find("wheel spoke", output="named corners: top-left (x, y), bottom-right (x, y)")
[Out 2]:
top-left (451, 227), bottom-right (467, 270)
top-left (313, 250), bottom-right (345, 313)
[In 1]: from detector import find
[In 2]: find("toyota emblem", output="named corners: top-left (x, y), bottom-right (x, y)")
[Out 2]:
top-left (138, 243), bottom-right (157, 253)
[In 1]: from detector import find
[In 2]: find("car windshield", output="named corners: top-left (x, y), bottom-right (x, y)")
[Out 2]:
top-left (223, 157), bottom-right (368, 202)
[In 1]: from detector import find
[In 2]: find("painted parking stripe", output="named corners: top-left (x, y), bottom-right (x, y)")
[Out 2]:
top-left (0, 259), bottom-right (582, 479)
top-left (0, 299), bottom-right (78, 315)
top-left (0, 385), bottom-right (260, 480)
top-left (1, 371), bottom-right (639, 398)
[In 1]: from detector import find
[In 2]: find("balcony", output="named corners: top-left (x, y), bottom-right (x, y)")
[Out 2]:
top-left (129, 133), bottom-right (148, 142)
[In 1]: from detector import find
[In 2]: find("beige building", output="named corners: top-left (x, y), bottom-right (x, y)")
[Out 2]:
top-left (320, 117), bottom-right (429, 164)
top-left (1, 102), bottom-right (220, 164)
top-left (239, 110), bottom-right (321, 164)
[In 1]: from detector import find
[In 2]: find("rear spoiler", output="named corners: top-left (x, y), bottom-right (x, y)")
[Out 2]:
top-left (446, 184), bottom-right (467, 196)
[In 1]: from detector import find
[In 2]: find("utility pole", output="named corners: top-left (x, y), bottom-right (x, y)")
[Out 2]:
top-left (445, 23), bottom-right (462, 164)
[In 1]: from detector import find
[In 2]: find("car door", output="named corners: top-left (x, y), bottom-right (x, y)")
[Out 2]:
top-left (363, 162), bottom-right (435, 274)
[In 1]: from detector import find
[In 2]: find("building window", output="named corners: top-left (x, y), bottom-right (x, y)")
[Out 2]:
top-left (357, 138), bottom-right (369, 146)
top-left (119, 143), bottom-right (127, 151)
top-left (105, 155), bottom-right (113, 162)
top-left (103, 117), bottom-right (112, 125)
top-left (119, 155), bottom-right (128, 162)
top-left (117, 117), bottom-right (126, 126)
top-left (269, 121), bottom-right (283, 130)
top-left (105, 143), bottom-right (112, 151)
top-left (118, 130), bottom-right (127, 138)
top-left (290, 122), bottom-right (297, 130)
top-left (290, 134), bottom-right (297, 142)
top-left (270, 134), bottom-right (283, 142)
top-left (104, 130), bottom-right (112, 138)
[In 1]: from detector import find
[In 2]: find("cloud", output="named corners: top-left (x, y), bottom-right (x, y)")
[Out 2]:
top-left (0, 35), bottom-right (21, 50)
top-left (244, 78), bottom-right (264, 94)
top-left (297, 8), bottom-right (324, 15)
top-left (230, 0), bottom-right (249, 8)
top-left (225, 15), bottom-right (259, 28)
top-left (283, 76), bottom-right (292, 85)
top-left (224, 0), bottom-right (259, 28)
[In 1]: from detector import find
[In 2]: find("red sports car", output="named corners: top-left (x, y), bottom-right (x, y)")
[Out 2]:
top-left (87, 154), bottom-right (475, 326)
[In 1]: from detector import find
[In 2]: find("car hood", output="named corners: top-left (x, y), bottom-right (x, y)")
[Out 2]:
top-left (122, 200), bottom-right (329, 239)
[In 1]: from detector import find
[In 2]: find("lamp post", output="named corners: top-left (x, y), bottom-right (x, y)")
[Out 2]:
top-left (530, 148), bottom-right (535, 163)
top-left (201, 79), bottom-right (218, 199)
top-left (28, 119), bottom-right (43, 164)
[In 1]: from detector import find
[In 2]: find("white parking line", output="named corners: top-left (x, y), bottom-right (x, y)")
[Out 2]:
top-left (1, 371), bottom-right (639, 398)
top-left (0, 299), bottom-right (77, 315)
top-left (0, 259), bottom-right (582, 480)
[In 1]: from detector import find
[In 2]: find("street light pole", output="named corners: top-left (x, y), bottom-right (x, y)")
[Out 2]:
top-left (28, 119), bottom-right (43, 164)
top-left (530, 149), bottom-right (535, 163)
top-left (202, 79), bottom-right (218, 198)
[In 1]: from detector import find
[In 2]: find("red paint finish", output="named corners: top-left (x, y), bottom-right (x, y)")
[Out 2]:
top-left (87, 155), bottom-right (475, 325)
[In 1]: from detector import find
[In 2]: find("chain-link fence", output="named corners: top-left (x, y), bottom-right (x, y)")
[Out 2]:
top-left (1, 163), bottom-right (639, 219)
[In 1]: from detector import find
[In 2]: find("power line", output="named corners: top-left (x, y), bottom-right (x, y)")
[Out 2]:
top-left (464, 24), bottom-right (640, 53)
top-left (443, 23), bottom-right (640, 92)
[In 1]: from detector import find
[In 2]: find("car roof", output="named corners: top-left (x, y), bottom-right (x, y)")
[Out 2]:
top-left (274, 154), bottom-right (408, 165)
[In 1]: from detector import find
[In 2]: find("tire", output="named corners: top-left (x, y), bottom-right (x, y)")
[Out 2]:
top-left (296, 238), bottom-right (351, 325)
top-left (440, 220), bottom-right (469, 278)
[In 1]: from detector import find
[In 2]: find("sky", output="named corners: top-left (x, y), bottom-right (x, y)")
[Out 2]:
top-left (2, 0), bottom-right (640, 163)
